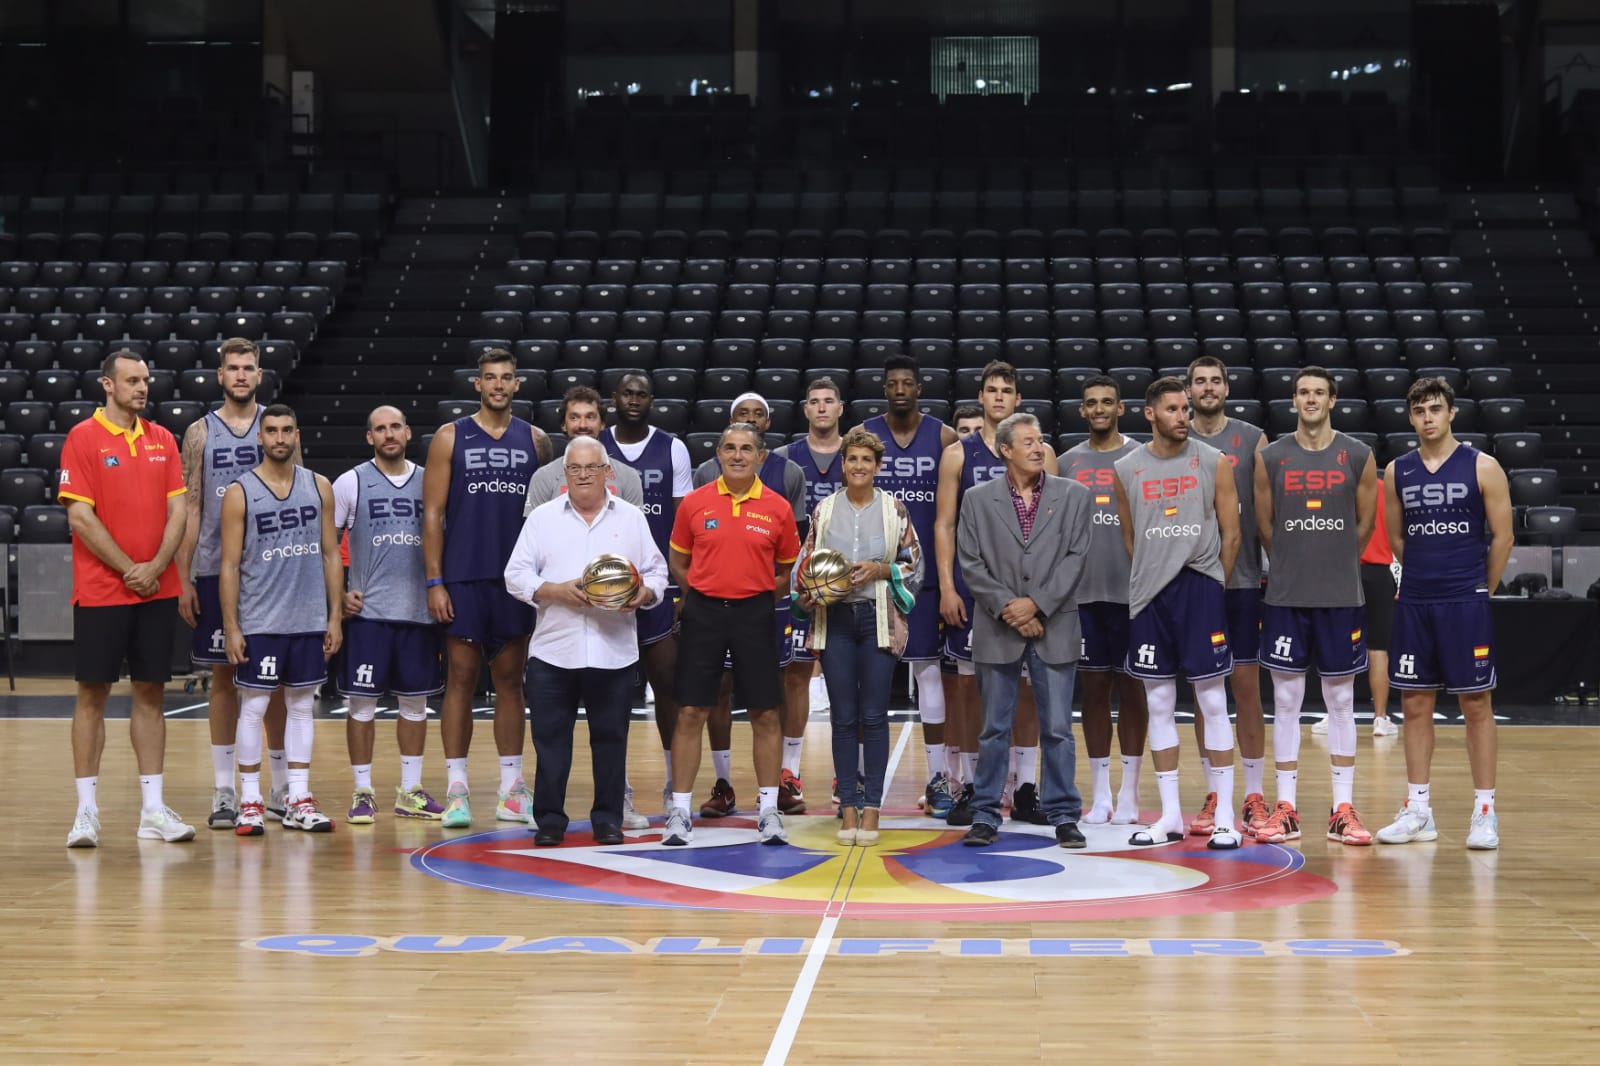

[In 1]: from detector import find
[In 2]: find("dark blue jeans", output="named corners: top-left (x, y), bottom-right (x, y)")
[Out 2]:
top-left (818, 601), bottom-right (896, 809)
top-left (524, 656), bottom-right (634, 834)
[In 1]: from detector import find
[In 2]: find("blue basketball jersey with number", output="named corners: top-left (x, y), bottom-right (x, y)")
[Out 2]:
top-left (775, 439), bottom-right (842, 531)
top-left (195, 405), bottom-right (263, 578)
top-left (443, 415), bottom-right (538, 582)
top-left (951, 433), bottom-right (1007, 598)
top-left (600, 425), bottom-right (677, 556)
top-left (1393, 444), bottom-right (1489, 603)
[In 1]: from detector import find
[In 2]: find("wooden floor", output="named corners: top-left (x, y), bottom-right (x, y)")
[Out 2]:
top-left (4, 689), bottom-right (1597, 1064)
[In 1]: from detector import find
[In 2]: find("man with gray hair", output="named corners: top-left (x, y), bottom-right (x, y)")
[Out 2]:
top-left (956, 413), bottom-right (1093, 849)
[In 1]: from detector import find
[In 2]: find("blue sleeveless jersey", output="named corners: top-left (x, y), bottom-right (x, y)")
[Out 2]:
top-left (195, 405), bottom-right (263, 578)
top-left (759, 451), bottom-right (789, 497)
top-left (443, 415), bottom-right (538, 582)
top-left (239, 467), bottom-right (326, 635)
top-left (600, 426), bottom-right (676, 556)
top-left (1393, 444), bottom-right (1489, 602)
top-left (347, 461), bottom-right (429, 625)
top-left (775, 440), bottom-right (842, 529)
top-left (950, 433), bottom-right (1008, 597)
top-left (863, 414), bottom-right (945, 559)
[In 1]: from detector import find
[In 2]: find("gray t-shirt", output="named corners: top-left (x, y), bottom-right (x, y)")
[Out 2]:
top-left (1192, 418), bottom-right (1263, 590)
top-left (524, 455), bottom-right (643, 515)
top-left (1260, 432), bottom-right (1373, 608)
top-left (1115, 438), bottom-right (1225, 619)
top-left (1059, 436), bottom-right (1139, 605)
top-left (821, 492), bottom-right (886, 603)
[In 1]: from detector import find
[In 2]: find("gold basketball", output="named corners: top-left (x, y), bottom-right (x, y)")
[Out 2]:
top-left (799, 548), bottom-right (855, 606)
top-left (579, 553), bottom-right (642, 610)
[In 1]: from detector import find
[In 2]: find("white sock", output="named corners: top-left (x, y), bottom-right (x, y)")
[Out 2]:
top-left (1207, 764), bottom-right (1236, 831)
top-left (672, 791), bottom-right (693, 814)
top-left (211, 745), bottom-right (235, 790)
top-left (400, 755), bottom-right (423, 791)
top-left (782, 737), bottom-right (803, 776)
top-left (1200, 754), bottom-right (1212, 777)
top-left (757, 786), bottom-right (779, 814)
top-left (499, 755), bottom-right (523, 792)
top-left (1242, 756), bottom-right (1265, 797)
top-left (75, 776), bottom-right (98, 814)
top-left (139, 774), bottom-right (163, 812)
top-left (945, 745), bottom-right (962, 783)
top-left (267, 749), bottom-right (287, 787)
top-left (352, 763), bottom-right (373, 790)
top-left (1007, 747), bottom-right (1018, 790)
top-left (1118, 755), bottom-right (1143, 807)
top-left (1155, 769), bottom-right (1182, 822)
top-left (286, 768), bottom-right (311, 803)
top-left (661, 749), bottom-right (673, 793)
top-left (925, 743), bottom-right (946, 778)
top-left (240, 771), bottom-right (262, 804)
top-left (1474, 788), bottom-right (1495, 812)
top-left (1330, 764), bottom-right (1354, 808)
top-left (446, 757), bottom-right (469, 790)
top-left (1089, 757), bottom-right (1112, 802)
top-left (712, 749), bottom-right (732, 782)
top-left (961, 751), bottom-right (978, 782)
top-left (1276, 769), bottom-right (1298, 809)
top-left (1407, 782), bottom-right (1431, 809)
top-left (1014, 746), bottom-right (1037, 786)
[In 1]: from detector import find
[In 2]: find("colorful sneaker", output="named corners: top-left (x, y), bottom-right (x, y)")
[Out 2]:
top-left (1256, 801), bottom-right (1302, 844)
top-left (394, 785), bottom-right (445, 820)
top-left (497, 778), bottom-right (534, 824)
top-left (662, 806), bottom-right (693, 846)
top-left (235, 800), bottom-right (266, 836)
top-left (1188, 792), bottom-right (1218, 836)
top-left (778, 769), bottom-right (806, 814)
top-left (1372, 716), bottom-right (1400, 737)
top-left (283, 795), bottom-right (333, 832)
top-left (347, 788), bottom-right (378, 824)
top-left (1010, 781), bottom-right (1048, 825)
top-left (945, 783), bottom-right (976, 827)
top-left (441, 783), bottom-right (472, 828)
top-left (1241, 792), bottom-right (1271, 837)
top-left (137, 806), bottom-right (196, 842)
top-left (700, 778), bottom-right (737, 818)
top-left (924, 772), bottom-right (954, 819)
top-left (1466, 805), bottom-right (1499, 850)
top-left (622, 786), bottom-right (650, 830)
top-left (1376, 803), bottom-right (1438, 845)
top-left (66, 809), bottom-right (100, 848)
top-left (208, 786), bottom-right (239, 830)
top-left (1327, 803), bottom-right (1373, 846)
top-left (757, 809), bottom-right (789, 845)
top-left (266, 785), bottom-right (288, 823)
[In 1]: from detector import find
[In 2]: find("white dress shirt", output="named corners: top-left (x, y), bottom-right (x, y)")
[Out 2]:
top-left (505, 494), bottom-right (669, 670)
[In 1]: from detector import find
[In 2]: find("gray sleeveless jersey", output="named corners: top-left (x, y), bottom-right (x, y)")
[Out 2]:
top-left (1059, 437), bottom-right (1139, 604)
top-left (239, 466), bottom-right (327, 635)
top-left (1261, 432), bottom-right (1372, 608)
top-left (1192, 418), bottom-right (1263, 590)
top-left (346, 461), bottom-right (429, 625)
top-left (195, 405), bottom-right (264, 577)
top-left (1115, 438), bottom-right (1224, 619)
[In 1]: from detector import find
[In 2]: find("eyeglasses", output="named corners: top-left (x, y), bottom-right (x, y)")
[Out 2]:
top-left (565, 463), bottom-right (607, 476)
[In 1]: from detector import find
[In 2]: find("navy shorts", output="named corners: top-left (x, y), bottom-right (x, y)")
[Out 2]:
top-left (637, 584), bottom-right (680, 647)
top-left (445, 578), bottom-right (533, 653)
top-left (721, 603), bottom-right (793, 670)
top-left (1127, 568), bottom-right (1234, 682)
top-left (902, 588), bottom-right (942, 662)
top-left (789, 610), bottom-right (815, 663)
top-left (1078, 600), bottom-right (1132, 673)
top-left (1259, 604), bottom-right (1369, 677)
top-left (338, 617), bottom-right (444, 697)
top-left (237, 632), bottom-right (327, 690)
top-left (1225, 586), bottom-right (1262, 665)
top-left (942, 591), bottom-right (976, 663)
top-left (190, 575), bottom-right (229, 665)
top-left (1390, 599), bottom-right (1497, 694)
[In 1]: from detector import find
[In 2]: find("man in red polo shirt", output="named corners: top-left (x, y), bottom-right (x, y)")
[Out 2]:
top-left (58, 350), bottom-right (194, 848)
top-left (664, 422), bottom-right (800, 846)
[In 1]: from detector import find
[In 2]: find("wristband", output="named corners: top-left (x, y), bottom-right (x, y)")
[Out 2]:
top-left (425, 577), bottom-right (444, 588)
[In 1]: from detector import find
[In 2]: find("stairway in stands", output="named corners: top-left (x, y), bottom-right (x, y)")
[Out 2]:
top-left (1453, 186), bottom-right (1600, 540)
top-left (284, 196), bottom-right (517, 478)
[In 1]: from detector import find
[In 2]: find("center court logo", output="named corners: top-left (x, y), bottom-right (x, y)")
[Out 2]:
top-left (409, 817), bottom-right (1338, 922)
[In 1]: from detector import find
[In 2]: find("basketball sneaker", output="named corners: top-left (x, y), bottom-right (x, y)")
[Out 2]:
top-left (1372, 716), bottom-right (1399, 737)
top-left (137, 806), bottom-right (196, 842)
top-left (1465, 805), bottom-right (1499, 850)
top-left (1255, 801), bottom-right (1302, 844)
top-left (283, 795), bottom-right (333, 832)
top-left (266, 785), bottom-right (288, 823)
top-left (394, 785), bottom-right (445, 820)
top-left (66, 808), bottom-right (100, 848)
top-left (778, 769), bottom-right (806, 815)
top-left (700, 778), bottom-right (737, 818)
top-left (1327, 803), bottom-right (1373, 846)
top-left (622, 785), bottom-right (650, 830)
top-left (1241, 792), bottom-right (1271, 837)
top-left (1189, 792), bottom-right (1218, 835)
top-left (924, 772), bottom-right (953, 819)
top-left (945, 782), bottom-right (976, 826)
top-left (1376, 803), bottom-right (1438, 844)
top-left (235, 800), bottom-right (266, 836)
top-left (757, 809), bottom-right (789, 845)
top-left (208, 786), bottom-right (239, 830)
top-left (497, 779), bottom-right (534, 824)
top-left (662, 807), bottom-right (693, 846)
top-left (347, 789), bottom-right (378, 824)
top-left (441, 783), bottom-right (471, 828)
top-left (1010, 782), bottom-right (1048, 825)
top-left (1310, 715), bottom-right (1329, 735)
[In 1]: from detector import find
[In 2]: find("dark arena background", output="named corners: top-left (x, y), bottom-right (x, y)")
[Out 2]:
top-left (2, 2), bottom-right (1599, 1062)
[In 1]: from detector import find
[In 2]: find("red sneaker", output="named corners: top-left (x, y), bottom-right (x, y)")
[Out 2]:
top-left (699, 778), bottom-right (737, 818)
top-left (1241, 792), bottom-right (1271, 837)
top-left (778, 769), bottom-right (806, 814)
top-left (1327, 803), bottom-right (1373, 846)
top-left (1188, 791), bottom-right (1218, 836)
top-left (1256, 801), bottom-right (1302, 844)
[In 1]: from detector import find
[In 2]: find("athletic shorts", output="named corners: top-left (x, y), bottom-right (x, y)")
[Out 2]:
top-left (1225, 586), bottom-right (1262, 665)
top-left (789, 607), bottom-right (815, 664)
top-left (445, 578), bottom-right (533, 655)
top-left (1390, 599), bottom-right (1496, 694)
top-left (190, 575), bottom-right (229, 665)
top-left (721, 604), bottom-right (793, 670)
top-left (637, 584), bottom-right (680, 647)
top-left (1259, 604), bottom-right (1369, 677)
top-left (236, 632), bottom-right (327, 690)
top-left (1360, 563), bottom-right (1396, 653)
top-left (338, 617), bottom-right (444, 697)
top-left (678, 589), bottom-right (784, 710)
top-left (942, 591), bottom-right (976, 663)
top-left (1127, 568), bottom-right (1234, 682)
top-left (902, 586), bottom-right (941, 662)
top-left (74, 597), bottom-right (178, 684)
top-left (1078, 600), bottom-right (1132, 673)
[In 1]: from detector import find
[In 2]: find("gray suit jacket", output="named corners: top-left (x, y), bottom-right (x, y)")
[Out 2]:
top-left (956, 473), bottom-right (1093, 665)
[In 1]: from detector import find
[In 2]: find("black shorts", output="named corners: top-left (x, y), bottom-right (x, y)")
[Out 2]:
top-left (74, 597), bottom-right (179, 685)
top-left (675, 589), bottom-right (783, 710)
top-left (1360, 563), bottom-right (1396, 653)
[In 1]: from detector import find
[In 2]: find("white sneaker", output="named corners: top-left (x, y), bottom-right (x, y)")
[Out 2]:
top-left (282, 795), bottom-right (334, 833)
top-left (1376, 803), bottom-right (1439, 844)
top-left (266, 785), bottom-right (288, 822)
top-left (662, 806), bottom-right (693, 846)
top-left (66, 808), bottom-right (100, 848)
top-left (758, 809), bottom-right (789, 845)
top-left (1372, 716), bottom-right (1399, 737)
top-left (208, 786), bottom-right (239, 829)
top-left (621, 786), bottom-right (650, 830)
top-left (1466, 807), bottom-right (1499, 850)
top-left (808, 675), bottom-right (831, 712)
top-left (137, 806), bottom-right (196, 842)
top-left (1310, 715), bottom-right (1329, 735)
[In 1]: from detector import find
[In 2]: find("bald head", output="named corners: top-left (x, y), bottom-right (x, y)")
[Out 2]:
top-left (365, 405), bottom-right (411, 463)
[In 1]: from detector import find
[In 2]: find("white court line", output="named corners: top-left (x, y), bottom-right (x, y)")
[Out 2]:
top-left (163, 701), bottom-right (209, 718)
top-left (762, 719), bottom-right (915, 1066)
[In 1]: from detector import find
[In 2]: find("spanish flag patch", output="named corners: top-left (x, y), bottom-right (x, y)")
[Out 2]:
top-left (1306, 499), bottom-right (1323, 510)
top-left (1163, 505), bottom-right (1179, 517)
top-left (1210, 632), bottom-right (1227, 646)
top-left (1095, 494), bottom-right (1111, 505)
top-left (1351, 628), bottom-right (1363, 642)
top-left (1474, 645), bottom-right (1490, 659)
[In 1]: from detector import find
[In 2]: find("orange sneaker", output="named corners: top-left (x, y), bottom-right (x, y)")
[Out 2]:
top-left (1327, 803), bottom-right (1373, 846)
top-left (1256, 801), bottom-right (1302, 843)
top-left (1188, 792), bottom-right (1218, 836)
top-left (1241, 792), bottom-right (1271, 837)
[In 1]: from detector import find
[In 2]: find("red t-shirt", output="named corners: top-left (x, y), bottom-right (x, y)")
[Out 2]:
top-left (1361, 477), bottom-right (1393, 565)
top-left (57, 409), bottom-right (185, 607)
top-left (669, 477), bottom-right (799, 600)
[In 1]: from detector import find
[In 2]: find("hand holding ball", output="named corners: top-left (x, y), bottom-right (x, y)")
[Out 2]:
top-left (579, 554), bottom-right (643, 610)
top-left (798, 548), bottom-right (855, 606)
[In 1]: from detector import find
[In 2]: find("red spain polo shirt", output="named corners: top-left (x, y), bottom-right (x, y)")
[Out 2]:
top-left (57, 409), bottom-right (185, 606)
top-left (669, 476), bottom-right (799, 599)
